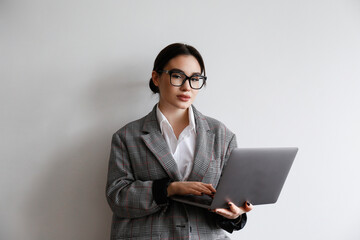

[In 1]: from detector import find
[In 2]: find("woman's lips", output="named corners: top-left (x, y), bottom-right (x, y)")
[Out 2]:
top-left (177, 94), bottom-right (191, 102)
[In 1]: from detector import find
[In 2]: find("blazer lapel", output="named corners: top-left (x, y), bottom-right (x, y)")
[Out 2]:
top-left (141, 106), bottom-right (181, 181)
top-left (187, 106), bottom-right (215, 182)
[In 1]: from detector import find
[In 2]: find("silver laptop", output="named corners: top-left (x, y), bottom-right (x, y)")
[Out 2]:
top-left (171, 147), bottom-right (298, 209)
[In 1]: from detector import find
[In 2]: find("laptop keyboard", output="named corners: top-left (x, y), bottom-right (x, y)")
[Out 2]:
top-left (177, 194), bottom-right (214, 206)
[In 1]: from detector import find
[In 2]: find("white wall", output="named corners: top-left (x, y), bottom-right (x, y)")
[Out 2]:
top-left (1, 1), bottom-right (360, 239)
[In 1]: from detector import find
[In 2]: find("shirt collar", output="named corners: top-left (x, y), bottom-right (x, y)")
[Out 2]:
top-left (156, 104), bottom-right (196, 134)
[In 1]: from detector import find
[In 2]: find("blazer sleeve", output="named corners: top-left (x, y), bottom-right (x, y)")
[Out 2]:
top-left (105, 132), bottom-right (164, 219)
top-left (214, 212), bottom-right (247, 233)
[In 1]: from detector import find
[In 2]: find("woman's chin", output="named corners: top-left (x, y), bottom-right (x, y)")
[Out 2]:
top-left (176, 102), bottom-right (193, 110)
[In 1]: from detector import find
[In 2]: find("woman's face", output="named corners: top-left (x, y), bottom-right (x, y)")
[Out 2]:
top-left (152, 55), bottom-right (202, 112)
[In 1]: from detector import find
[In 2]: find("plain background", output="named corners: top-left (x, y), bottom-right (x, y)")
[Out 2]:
top-left (1, 0), bottom-right (360, 239)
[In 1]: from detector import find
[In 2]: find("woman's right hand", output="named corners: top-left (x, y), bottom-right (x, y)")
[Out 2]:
top-left (167, 181), bottom-right (216, 197)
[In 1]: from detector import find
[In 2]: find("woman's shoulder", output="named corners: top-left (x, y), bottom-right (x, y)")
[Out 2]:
top-left (113, 107), bottom-right (158, 136)
top-left (192, 106), bottom-right (235, 136)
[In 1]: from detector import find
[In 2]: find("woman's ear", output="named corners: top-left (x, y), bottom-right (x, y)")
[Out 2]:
top-left (152, 71), bottom-right (159, 87)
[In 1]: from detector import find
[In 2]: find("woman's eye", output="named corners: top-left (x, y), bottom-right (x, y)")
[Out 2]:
top-left (172, 74), bottom-right (183, 79)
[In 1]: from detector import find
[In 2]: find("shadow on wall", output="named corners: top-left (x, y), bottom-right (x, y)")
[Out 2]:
top-left (22, 65), bottom-right (157, 240)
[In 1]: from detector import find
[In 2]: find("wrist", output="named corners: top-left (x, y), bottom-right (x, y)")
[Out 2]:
top-left (167, 182), bottom-right (176, 197)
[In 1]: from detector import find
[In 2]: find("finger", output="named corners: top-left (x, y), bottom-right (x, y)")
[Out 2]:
top-left (189, 189), bottom-right (203, 196)
top-left (205, 183), bottom-right (217, 193)
top-left (214, 208), bottom-right (237, 219)
top-left (186, 182), bottom-right (215, 196)
top-left (227, 202), bottom-right (241, 215)
top-left (244, 201), bottom-right (254, 212)
top-left (215, 208), bottom-right (231, 216)
top-left (187, 184), bottom-right (203, 196)
top-left (195, 184), bottom-right (213, 195)
top-left (194, 183), bottom-right (213, 195)
top-left (196, 183), bottom-right (215, 196)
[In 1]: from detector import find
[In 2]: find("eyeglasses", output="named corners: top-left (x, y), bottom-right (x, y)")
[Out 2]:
top-left (157, 70), bottom-right (207, 90)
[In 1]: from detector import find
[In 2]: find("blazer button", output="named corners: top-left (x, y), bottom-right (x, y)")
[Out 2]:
top-left (175, 225), bottom-right (186, 228)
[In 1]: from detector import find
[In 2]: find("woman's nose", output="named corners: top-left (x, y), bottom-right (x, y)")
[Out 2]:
top-left (180, 79), bottom-right (191, 91)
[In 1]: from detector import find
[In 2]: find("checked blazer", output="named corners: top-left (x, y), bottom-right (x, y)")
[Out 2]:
top-left (106, 105), bottom-right (240, 240)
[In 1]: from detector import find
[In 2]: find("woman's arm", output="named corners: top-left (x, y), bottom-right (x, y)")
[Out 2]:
top-left (105, 132), bottom-right (163, 219)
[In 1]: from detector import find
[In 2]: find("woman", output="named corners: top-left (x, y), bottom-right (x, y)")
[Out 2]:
top-left (106, 43), bottom-right (253, 239)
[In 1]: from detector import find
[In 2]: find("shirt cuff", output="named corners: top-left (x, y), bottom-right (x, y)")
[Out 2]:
top-left (152, 178), bottom-right (172, 205)
top-left (215, 213), bottom-right (247, 233)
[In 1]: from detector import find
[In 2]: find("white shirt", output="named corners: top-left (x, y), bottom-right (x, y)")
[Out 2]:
top-left (156, 105), bottom-right (196, 180)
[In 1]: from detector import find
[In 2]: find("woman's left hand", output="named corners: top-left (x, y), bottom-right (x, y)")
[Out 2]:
top-left (213, 201), bottom-right (253, 219)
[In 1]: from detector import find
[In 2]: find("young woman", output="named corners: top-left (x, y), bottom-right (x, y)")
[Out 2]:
top-left (106, 43), bottom-right (253, 239)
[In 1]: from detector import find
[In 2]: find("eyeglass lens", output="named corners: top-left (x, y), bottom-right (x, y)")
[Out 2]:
top-left (170, 72), bottom-right (205, 89)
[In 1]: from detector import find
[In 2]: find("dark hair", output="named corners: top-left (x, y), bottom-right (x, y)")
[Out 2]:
top-left (149, 43), bottom-right (206, 93)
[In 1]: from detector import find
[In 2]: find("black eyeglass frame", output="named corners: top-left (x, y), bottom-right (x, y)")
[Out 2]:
top-left (157, 70), bottom-right (207, 90)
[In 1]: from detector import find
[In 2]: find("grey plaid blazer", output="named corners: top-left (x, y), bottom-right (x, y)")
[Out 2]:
top-left (106, 105), bottom-right (238, 240)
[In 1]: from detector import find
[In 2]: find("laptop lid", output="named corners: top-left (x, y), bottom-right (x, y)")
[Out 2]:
top-left (171, 147), bottom-right (298, 209)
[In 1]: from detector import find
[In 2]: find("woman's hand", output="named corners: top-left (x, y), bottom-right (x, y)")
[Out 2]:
top-left (167, 181), bottom-right (216, 197)
top-left (213, 201), bottom-right (253, 219)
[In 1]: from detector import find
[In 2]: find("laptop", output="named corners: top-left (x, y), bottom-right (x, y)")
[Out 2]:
top-left (171, 147), bottom-right (298, 209)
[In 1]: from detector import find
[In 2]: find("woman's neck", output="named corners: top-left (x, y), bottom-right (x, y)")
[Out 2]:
top-left (158, 102), bottom-right (189, 138)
